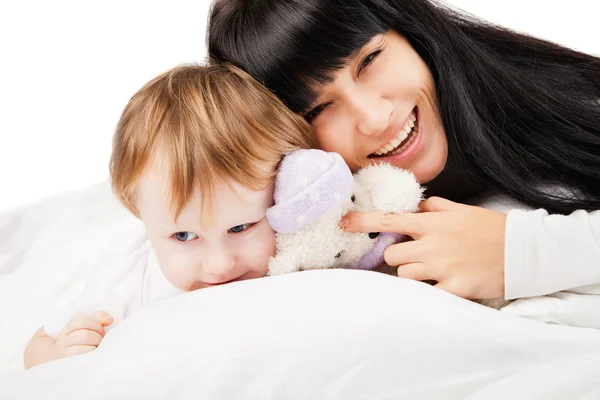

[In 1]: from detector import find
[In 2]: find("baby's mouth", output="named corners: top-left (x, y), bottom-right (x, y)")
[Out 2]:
top-left (369, 106), bottom-right (419, 158)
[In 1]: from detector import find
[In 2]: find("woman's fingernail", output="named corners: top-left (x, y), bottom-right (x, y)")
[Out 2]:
top-left (339, 217), bottom-right (349, 228)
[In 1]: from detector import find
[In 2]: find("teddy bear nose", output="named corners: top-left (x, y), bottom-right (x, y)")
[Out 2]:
top-left (369, 232), bottom-right (380, 239)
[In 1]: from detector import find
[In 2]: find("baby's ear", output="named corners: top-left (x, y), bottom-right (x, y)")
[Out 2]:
top-left (354, 164), bottom-right (424, 213)
top-left (267, 252), bottom-right (299, 276)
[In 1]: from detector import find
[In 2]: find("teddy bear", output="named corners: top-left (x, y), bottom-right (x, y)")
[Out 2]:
top-left (265, 149), bottom-right (424, 275)
top-left (265, 149), bottom-right (512, 310)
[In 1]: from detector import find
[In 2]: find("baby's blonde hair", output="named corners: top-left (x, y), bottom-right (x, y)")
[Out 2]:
top-left (110, 63), bottom-right (315, 219)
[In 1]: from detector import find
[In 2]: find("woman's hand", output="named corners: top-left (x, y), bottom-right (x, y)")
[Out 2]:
top-left (341, 197), bottom-right (507, 300)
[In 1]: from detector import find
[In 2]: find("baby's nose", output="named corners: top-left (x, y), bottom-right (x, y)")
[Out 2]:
top-left (203, 249), bottom-right (236, 278)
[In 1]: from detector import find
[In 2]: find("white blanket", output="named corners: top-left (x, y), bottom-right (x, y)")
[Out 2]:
top-left (0, 181), bottom-right (139, 375)
top-left (2, 182), bottom-right (600, 399)
top-left (2, 270), bottom-right (600, 399)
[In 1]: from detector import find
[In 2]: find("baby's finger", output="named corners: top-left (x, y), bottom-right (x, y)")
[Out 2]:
top-left (62, 315), bottom-right (105, 336)
top-left (396, 263), bottom-right (430, 282)
top-left (66, 329), bottom-right (103, 347)
top-left (91, 310), bottom-right (114, 327)
top-left (63, 345), bottom-right (97, 358)
top-left (341, 211), bottom-right (423, 237)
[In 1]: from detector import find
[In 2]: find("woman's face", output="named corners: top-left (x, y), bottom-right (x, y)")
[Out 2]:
top-left (304, 30), bottom-right (448, 184)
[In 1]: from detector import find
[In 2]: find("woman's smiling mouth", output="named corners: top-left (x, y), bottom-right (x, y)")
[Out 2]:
top-left (369, 106), bottom-right (419, 158)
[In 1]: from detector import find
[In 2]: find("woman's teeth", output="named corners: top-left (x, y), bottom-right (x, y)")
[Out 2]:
top-left (373, 111), bottom-right (418, 156)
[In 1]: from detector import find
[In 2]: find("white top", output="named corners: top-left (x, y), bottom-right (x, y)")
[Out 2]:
top-left (505, 208), bottom-right (600, 299)
top-left (502, 208), bottom-right (600, 329)
top-left (467, 192), bottom-right (600, 328)
top-left (43, 224), bottom-right (184, 338)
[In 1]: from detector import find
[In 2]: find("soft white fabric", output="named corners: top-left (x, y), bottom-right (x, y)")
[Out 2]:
top-left (502, 209), bottom-right (600, 329)
top-left (43, 226), bottom-right (183, 338)
top-left (1, 270), bottom-right (600, 400)
top-left (501, 289), bottom-right (600, 330)
top-left (0, 181), bottom-right (137, 375)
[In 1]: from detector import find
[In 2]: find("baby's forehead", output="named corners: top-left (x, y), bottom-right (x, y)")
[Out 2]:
top-left (185, 181), bottom-right (273, 231)
top-left (136, 162), bottom-right (171, 197)
top-left (138, 165), bottom-right (272, 223)
top-left (227, 180), bottom-right (272, 202)
top-left (205, 180), bottom-right (274, 227)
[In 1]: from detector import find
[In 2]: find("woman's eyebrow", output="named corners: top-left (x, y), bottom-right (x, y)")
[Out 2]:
top-left (304, 35), bottom-right (388, 113)
top-left (351, 34), bottom-right (387, 59)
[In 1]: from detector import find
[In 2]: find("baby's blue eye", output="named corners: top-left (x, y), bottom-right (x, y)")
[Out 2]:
top-left (229, 224), bottom-right (250, 233)
top-left (174, 231), bottom-right (198, 242)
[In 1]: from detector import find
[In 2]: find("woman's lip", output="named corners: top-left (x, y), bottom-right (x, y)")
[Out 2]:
top-left (369, 107), bottom-right (422, 161)
top-left (368, 106), bottom-right (417, 158)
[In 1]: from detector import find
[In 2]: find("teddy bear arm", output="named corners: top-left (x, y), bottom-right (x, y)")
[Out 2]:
top-left (267, 252), bottom-right (301, 276)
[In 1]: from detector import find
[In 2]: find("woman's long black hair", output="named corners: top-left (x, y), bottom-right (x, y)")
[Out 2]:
top-left (208, 0), bottom-right (600, 214)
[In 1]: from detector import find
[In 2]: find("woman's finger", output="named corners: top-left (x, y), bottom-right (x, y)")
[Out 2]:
top-left (396, 262), bottom-right (430, 281)
top-left (434, 280), bottom-right (465, 298)
top-left (419, 196), bottom-right (460, 212)
top-left (383, 240), bottom-right (421, 266)
top-left (341, 211), bottom-right (424, 237)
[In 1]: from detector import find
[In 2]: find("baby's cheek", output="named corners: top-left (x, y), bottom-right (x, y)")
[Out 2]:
top-left (159, 253), bottom-right (196, 291)
top-left (248, 225), bottom-right (277, 275)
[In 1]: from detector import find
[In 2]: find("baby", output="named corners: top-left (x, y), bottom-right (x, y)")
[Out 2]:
top-left (24, 63), bottom-right (314, 369)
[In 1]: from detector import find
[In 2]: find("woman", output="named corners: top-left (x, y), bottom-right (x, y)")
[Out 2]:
top-left (207, 0), bottom-right (600, 304)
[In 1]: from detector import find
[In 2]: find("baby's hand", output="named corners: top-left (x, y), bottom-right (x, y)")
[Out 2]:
top-left (55, 310), bottom-right (113, 359)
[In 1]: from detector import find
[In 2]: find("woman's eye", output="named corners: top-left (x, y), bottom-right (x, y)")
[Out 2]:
top-left (173, 231), bottom-right (198, 242)
top-left (358, 50), bottom-right (382, 74)
top-left (229, 223), bottom-right (251, 234)
top-left (304, 103), bottom-right (329, 123)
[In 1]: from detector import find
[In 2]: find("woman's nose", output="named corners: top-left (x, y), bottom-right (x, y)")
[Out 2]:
top-left (353, 94), bottom-right (393, 136)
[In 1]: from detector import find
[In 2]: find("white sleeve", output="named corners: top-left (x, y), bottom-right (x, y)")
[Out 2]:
top-left (504, 208), bottom-right (600, 300)
top-left (43, 231), bottom-right (149, 338)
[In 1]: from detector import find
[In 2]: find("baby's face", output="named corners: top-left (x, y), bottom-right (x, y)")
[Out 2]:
top-left (136, 167), bottom-right (275, 291)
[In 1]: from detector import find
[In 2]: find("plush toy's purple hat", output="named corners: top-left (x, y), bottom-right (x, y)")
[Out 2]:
top-left (266, 149), bottom-right (353, 234)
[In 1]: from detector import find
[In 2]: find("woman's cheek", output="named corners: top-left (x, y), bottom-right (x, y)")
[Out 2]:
top-left (315, 120), bottom-right (355, 159)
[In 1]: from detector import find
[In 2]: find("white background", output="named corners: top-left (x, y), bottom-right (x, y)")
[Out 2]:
top-left (0, 0), bottom-right (598, 213)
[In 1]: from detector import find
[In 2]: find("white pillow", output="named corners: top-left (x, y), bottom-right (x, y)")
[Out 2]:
top-left (2, 269), bottom-right (600, 400)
